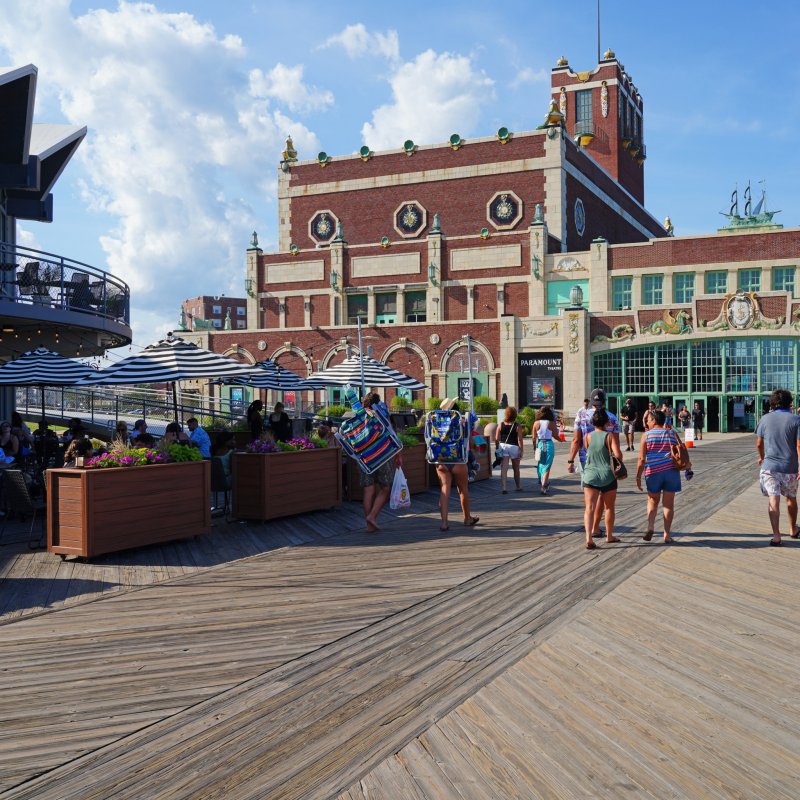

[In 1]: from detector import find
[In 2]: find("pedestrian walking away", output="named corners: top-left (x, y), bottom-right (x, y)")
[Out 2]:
top-left (495, 406), bottom-right (523, 494)
top-left (755, 388), bottom-right (800, 546)
top-left (636, 408), bottom-right (682, 544)
top-left (532, 405), bottom-right (559, 494)
top-left (568, 387), bottom-right (620, 537)
top-left (580, 408), bottom-right (624, 549)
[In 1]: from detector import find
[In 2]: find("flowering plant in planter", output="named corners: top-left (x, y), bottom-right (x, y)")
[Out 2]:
top-left (165, 443), bottom-right (203, 462)
top-left (246, 438), bottom-right (281, 454)
top-left (281, 436), bottom-right (321, 451)
top-left (86, 446), bottom-right (168, 469)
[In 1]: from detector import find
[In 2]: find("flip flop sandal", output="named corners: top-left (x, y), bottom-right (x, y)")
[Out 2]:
top-left (464, 516), bottom-right (480, 527)
top-left (606, 536), bottom-right (621, 543)
top-left (769, 538), bottom-right (782, 546)
top-left (585, 540), bottom-right (597, 550)
top-left (643, 530), bottom-right (654, 541)
top-left (663, 537), bottom-right (676, 544)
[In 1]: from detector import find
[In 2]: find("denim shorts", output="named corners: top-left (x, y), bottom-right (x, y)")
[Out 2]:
top-left (645, 469), bottom-right (681, 494)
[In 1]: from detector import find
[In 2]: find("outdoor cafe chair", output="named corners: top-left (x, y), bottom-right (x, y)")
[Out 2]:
top-left (0, 469), bottom-right (46, 549)
top-left (210, 457), bottom-right (231, 518)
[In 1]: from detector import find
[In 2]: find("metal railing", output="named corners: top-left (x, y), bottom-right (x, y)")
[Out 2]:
top-left (15, 385), bottom-right (243, 435)
top-left (0, 242), bottom-right (130, 325)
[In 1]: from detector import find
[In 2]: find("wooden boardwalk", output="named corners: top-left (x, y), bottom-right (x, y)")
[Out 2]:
top-left (1, 436), bottom-right (797, 799)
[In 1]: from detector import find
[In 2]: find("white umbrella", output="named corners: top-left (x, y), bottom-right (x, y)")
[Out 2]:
top-left (297, 355), bottom-right (426, 391)
top-left (79, 333), bottom-right (255, 416)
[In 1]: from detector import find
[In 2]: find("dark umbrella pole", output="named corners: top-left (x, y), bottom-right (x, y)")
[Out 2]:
top-left (172, 382), bottom-right (179, 421)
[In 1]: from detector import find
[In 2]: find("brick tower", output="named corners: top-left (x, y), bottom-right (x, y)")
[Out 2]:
top-left (552, 49), bottom-right (645, 203)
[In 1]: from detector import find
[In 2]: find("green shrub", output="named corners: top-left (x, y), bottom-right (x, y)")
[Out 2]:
top-left (166, 443), bottom-right (203, 462)
top-left (391, 395), bottom-right (411, 410)
top-left (478, 416), bottom-right (494, 429)
top-left (404, 424), bottom-right (421, 434)
top-left (427, 397), bottom-right (442, 410)
top-left (321, 405), bottom-right (348, 419)
top-left (398, 433), bottom-right (420, 447)
top-left (410, 398), bottom-right (424, 411)
top-left (474, 395), bottom-right (499, 415)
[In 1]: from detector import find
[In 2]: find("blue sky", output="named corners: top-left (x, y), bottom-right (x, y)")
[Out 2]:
top-left (1, 0), bottom-right (799, 349)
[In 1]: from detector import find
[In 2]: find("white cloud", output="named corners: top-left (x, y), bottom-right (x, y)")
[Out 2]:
top-left (249, 64), bottom-right (334, 113)
top-left (511, 67), bottom-right (548, 88)
top-left (321, 23), bottom-right (399, 62)
top-left (0, 0), bottom-right (326, 346)
top-left (361, 50), bottom-right (495, 152)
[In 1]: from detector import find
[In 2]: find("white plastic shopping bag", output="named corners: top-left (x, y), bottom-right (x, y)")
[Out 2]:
top-left (389, 467), bottom-right (411, 510)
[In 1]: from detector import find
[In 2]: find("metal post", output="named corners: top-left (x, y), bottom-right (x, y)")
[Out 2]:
top-left (357, 315), bottom-right (365, 396)
top-left (466, 335), bottom-right (474, 413)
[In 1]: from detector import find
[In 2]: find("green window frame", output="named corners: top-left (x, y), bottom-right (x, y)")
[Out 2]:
top-left (404, 290), bottom-right (426, 323)
top-left (738, 268), bottom-right (761, 293)
top-left (576, 89), bottom-right (592, 123)
top-left (346, 293), bottom-right (368, 324)
top-left (704, 270), bottom-right (728, 295)
top-left (772, 266), bottom-right (795, 296)
top-left (673, 272), bottom-right (695, 304)
top-left (642, 274), bottom-right (663, 305)
top-left (611, 276), bottom-right (632, 310)
top-left (375, 292), bottom-right (397, 324)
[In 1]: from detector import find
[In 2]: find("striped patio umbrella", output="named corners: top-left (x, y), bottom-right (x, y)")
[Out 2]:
top-left (79, 333), bottom-right (256, 416)
top-left (297, 355), bottom-right (426, 391)
top-left (0, 348), bottom-right (99, 459)
top-left (219, 359), bottom-right (307, 391)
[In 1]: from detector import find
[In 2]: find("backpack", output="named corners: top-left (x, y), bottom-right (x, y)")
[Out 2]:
top-left (669, 432), bottom-right (692, 470)
top-left (424, 410), bottom-right (468, 464)
top-left (335, 387), bottom-right (402, 474)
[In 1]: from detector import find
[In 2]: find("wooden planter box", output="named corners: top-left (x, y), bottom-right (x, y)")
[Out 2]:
top-left (346, 443), bottom-right (429, 502)
top-left (232, 447), bottom-right (342, 521)
top-left (47, 460), bottom-right (211, 558)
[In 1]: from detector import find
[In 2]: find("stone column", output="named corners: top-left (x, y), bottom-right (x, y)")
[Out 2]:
top-left (529, 215), bottom-right (547, 316)
top-left (396, 290), bottom-right (406, 324)
top-left (245, 243), bottom-right (261, 330)
top-left (499, 316), bottom-right (518, 405)
top-left (426, 223), bottom-right (444, 322)
top-left (588, 236), bottom-right (609, 313)
top-left (562, 307), bottom-right (590, 413)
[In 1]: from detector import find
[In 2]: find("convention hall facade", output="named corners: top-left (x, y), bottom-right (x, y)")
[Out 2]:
top-left (195, 50), bottom-right (799, 432)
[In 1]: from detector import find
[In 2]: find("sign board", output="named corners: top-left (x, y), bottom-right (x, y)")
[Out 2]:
top-left (458, 377), bottom-right (475, 404)
top-left (733, 401), bottom-right (745, 418)
top-left (517, 352), bottom-right (563, 408)
top-left (685, 427), bottom-right (695, 444)
top-left (229, 387), bottom-right (244, 415)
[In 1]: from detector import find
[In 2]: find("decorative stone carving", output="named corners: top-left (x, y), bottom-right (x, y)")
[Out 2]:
top-left (601, 81), bottom-right (608, 117)
top-left (647, 309), bottom-right (692, 335)
top-left (568, 313), bottom-right (580, 353)
top-left (700, 291), bottom-right (784, 331)
top-left (523, 321), bottom-right (559, 337)
top-left (559, 87), bottom-right (567, 117)
top-left (553, 256), bottom-right (583, 272)
top-left (593, 323), bottom-right (634, 343)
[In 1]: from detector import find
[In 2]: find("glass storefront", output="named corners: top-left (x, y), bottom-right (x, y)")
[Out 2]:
top-left (592, 337), bottom-right (800, 433)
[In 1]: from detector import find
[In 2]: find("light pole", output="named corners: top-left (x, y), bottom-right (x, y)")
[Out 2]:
top-left (463, 334), bottom-right (474, 413)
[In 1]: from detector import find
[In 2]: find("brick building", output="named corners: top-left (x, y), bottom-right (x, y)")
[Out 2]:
top-left (181, 295), bottom-right (247, 331)
top-left (190, 50), bottom-right (800, 433)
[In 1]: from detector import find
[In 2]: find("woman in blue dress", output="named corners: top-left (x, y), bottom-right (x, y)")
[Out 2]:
top-left (532, 406), bottom-right (559, 495)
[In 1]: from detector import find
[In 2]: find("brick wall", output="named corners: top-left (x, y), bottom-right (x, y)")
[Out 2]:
top-left (440, 234), bottom-right (530, 282)
top-left (285, 295), bottom-right (304, 329)
top-left (206, 319), bottom-right (502, 393)
top-left (608, 230), bottom-right (800, 270)
top-left (289, 135), bottom-right (546, 188)
top-left (474, 283), bottom-right (498, 319)
top-left (309, 294), bottom-right (330, 327)
top-left (503, 281), bottom-right (529, 317)
top-left (696, 298), bottom-right (722, 322)
top-left (590, 314), bottom-right (635, 339)
top-left (288, 172), bottom-right (546, 247)
top-left (444, 285), bottom-right (468, 320)
top-left (263, 297), bottom-right (279, 329)
top-left (637, 307), bottom-right (691, 327)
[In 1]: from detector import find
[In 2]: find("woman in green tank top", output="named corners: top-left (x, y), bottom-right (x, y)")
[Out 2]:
top-left (582, 408), bottom-right (624, 549)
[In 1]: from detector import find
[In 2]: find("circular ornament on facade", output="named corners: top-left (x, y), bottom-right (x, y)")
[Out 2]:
top-left (429, 333), bottom-right (440, 345)
top-left (726, 291), bottom-right (756, 329)
top-left (574, 198), bottom-right (586, 236)
top-left (257, 340), bottom-right (267, 351)
top-left (393, 200), bottom-right (427, 238)
top-left (308, 210), bottom-right (339, 245)
top-left (487, 190), bottom-right (523, 230)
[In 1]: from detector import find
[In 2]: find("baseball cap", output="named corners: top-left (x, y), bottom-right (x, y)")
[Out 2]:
top-left (590, 388), bottom-right (606, 407)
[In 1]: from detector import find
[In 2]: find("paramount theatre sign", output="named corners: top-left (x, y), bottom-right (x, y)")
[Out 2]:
top-left (517, 352), bottom-right (563, 409)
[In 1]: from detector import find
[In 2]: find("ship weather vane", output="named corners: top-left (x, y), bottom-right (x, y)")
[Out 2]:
top-left (720, 181), bottom-right (780, 230)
